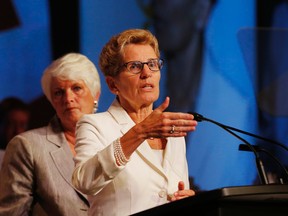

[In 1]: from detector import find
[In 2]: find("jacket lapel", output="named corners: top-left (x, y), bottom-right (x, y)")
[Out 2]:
top-left (108, 99), bottom-right (169, 180)
top-left (46, 116), bottom-right (89, 203)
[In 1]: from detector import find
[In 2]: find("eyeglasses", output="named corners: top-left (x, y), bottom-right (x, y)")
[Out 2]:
top-left (122, 58), bottom-right (164, 74)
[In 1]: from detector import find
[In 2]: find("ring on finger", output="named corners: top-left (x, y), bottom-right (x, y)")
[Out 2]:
top-left (169, 125), bottom-right (175, 134)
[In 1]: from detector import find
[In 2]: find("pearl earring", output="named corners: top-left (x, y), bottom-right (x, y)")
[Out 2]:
top-left (93, 100), bottom-right (98, 113)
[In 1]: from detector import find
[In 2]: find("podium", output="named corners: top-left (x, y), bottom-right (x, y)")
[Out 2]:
top-left (133, 184), bottom-right (288, 216)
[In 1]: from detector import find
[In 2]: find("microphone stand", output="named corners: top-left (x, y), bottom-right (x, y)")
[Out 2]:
top-left (191, 112), bottom-right (288, 152)
top-left (190, 112), bottom-right (270, 184)
top-left (211, 120), bottom-right (268, 184)
top-left (239, 144), bottom-right (288, 183)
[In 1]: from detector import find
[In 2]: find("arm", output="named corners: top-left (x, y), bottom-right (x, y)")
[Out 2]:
top-left (72, 98), bottom-right (198, 195)
top-left (117, 97), bottom-right (197, 163)
top-left (0, 135), bottom-right (35, 215)
top-left (72, 115), bottom-right (124, 195)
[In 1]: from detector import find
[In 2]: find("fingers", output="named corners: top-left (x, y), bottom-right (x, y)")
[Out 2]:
top-left (153, 96), bottom-right (170, 113)
top-left (143, 97), bottom-right (197, 139)
top-left (170, 181), bottom-right (195, 202)
top-left (178, 181), bottom-right (185, 191)
top-left (166, 120), bottom-right (197, 137)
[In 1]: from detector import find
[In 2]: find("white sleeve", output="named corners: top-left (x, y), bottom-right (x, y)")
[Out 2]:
top-left (72, 114), bottom-right (124, 195)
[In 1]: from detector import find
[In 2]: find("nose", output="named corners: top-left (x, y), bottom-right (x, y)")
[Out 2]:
top-left (140, 64), bottom-right (152, 78)
top-left (63, 89), bottom-right (75, 102)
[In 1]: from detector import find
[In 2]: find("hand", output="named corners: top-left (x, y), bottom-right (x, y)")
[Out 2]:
top-left (140, 97), bottom-right (198, 139)
top-left (169, 181), bottom-right (195, 202)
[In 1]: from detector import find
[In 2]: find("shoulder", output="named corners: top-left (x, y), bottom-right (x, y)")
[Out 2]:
top-left (16, 126), bottom-right (48, 142)
top-left (76, 112), bottom-right (120, 137)
top-left (2, 130), bottom-right (45, 168)
top-left (6, 126), bottom-right (48, 151)
top-left (78, 112), bottom-right (115, 126)
top-left (76, 100), bottom-right (131, 130)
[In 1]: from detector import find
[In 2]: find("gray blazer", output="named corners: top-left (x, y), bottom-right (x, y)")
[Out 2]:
top-left (0, 116), bottom-right (89, 216)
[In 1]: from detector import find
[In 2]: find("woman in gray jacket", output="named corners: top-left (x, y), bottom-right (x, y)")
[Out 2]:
top-left (0, 53), bottom-right (101, 216)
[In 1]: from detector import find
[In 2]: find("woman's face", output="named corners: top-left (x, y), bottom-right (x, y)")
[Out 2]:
top-left (110, 44), bottom-right (161, 111)
top-left (50, 78), bottom-right (96, 128)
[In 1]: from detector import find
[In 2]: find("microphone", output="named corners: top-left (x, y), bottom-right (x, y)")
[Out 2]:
top-left (238, 143), bottom-right (262, 152)
top-left (189, 112), bottom-right (273, 184)
top-left (191, 112), bottom-right (204, 122)
top-left (190, 112), bottom-right (288, 152)
top-left (239, 144), bottom-right (288, 183)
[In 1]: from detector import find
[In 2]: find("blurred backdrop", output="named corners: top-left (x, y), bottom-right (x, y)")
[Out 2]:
top-left (1, 0), bottom-right (288, 191)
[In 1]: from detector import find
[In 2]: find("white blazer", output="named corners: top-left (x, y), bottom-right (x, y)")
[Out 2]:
top-left (73, 99), bottom-right (190, 216)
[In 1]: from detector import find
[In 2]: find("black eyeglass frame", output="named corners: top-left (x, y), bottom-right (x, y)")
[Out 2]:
top-left (121, 58), bottom-right (164, 74)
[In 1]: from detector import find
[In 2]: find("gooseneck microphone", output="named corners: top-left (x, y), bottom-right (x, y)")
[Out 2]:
top-left (190, 112), bottom-right (264, 155)
top-left (239, 144), bottom-right (288, 183)
top-left (188, 112), bottom-right (288, 185)
top-left (190, 112), bottom-right (288, 152)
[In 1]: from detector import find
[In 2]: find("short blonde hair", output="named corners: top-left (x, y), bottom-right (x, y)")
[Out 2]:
top-left (99, 29), bottom-right (160, 77)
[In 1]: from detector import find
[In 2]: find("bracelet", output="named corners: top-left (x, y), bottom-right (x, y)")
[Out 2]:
top-left (113, 138), bottom-right (129, 166)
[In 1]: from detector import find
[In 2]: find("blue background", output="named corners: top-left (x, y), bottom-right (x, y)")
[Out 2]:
top-left (1, 0), bottom-right (288, 191)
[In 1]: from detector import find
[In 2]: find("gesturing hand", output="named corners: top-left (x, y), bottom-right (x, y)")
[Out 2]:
top-left (140, 96), bottom-right (197, 139)
top-left (170, 181), bottom-right (195, 202)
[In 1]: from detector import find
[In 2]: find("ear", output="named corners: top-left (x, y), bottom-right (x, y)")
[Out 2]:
top-left (94, 91), bottom-right (101, 101)
top-left (106, 76), bottom-right (118, 94)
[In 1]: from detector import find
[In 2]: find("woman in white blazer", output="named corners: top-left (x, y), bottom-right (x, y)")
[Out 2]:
top-left (0, 53), bottom-right (101, 216)
top-left (72, 29), bottom-right (198, 215)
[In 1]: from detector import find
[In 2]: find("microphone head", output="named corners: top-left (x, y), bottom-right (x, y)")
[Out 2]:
top-left (239, 144), bottom-right (262, 152)
top-left (189, 112), bottom-right (203, 122)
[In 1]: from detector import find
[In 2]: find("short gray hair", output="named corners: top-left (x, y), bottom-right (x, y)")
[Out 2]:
top-left (41, 53), bottom-right (101, 102)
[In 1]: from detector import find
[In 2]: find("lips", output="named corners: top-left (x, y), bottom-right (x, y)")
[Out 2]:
top-left (141, 83), bottom-right (154, 89)
top-left (65, 107), bottom-right (77, 111)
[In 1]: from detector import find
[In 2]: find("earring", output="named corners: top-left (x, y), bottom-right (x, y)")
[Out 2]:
top-left (93, 100), bottom-right (98, 113)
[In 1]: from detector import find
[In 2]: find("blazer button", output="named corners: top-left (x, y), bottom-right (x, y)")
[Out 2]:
top-left (158, 190), bottom-right (166, 198)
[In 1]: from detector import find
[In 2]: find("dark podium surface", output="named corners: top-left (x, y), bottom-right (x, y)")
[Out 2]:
top-left (133, 184), bottom-right (288, 216)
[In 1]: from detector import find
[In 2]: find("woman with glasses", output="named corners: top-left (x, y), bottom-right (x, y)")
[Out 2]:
top-left (72, 29), bottom-right (198, 215)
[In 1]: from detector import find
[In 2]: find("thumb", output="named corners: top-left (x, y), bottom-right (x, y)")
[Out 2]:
top-left (178, 181), bottom-right (185, 191)
top-left (154, 96), bottom-right (170, 113)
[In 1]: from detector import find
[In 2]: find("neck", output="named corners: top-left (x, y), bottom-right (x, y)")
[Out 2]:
top-left (64, 130), bottom-right (76, 156)
top-left (117, 98), bottom-right (154, 123)
top-left (128, 106), bottom-right (153, 123)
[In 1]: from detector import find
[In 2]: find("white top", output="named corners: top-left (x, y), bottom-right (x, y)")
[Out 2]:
top-left (152, 149), bottom-right (164, 165)
top-left (72, 99), bottom-right (190, 216)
